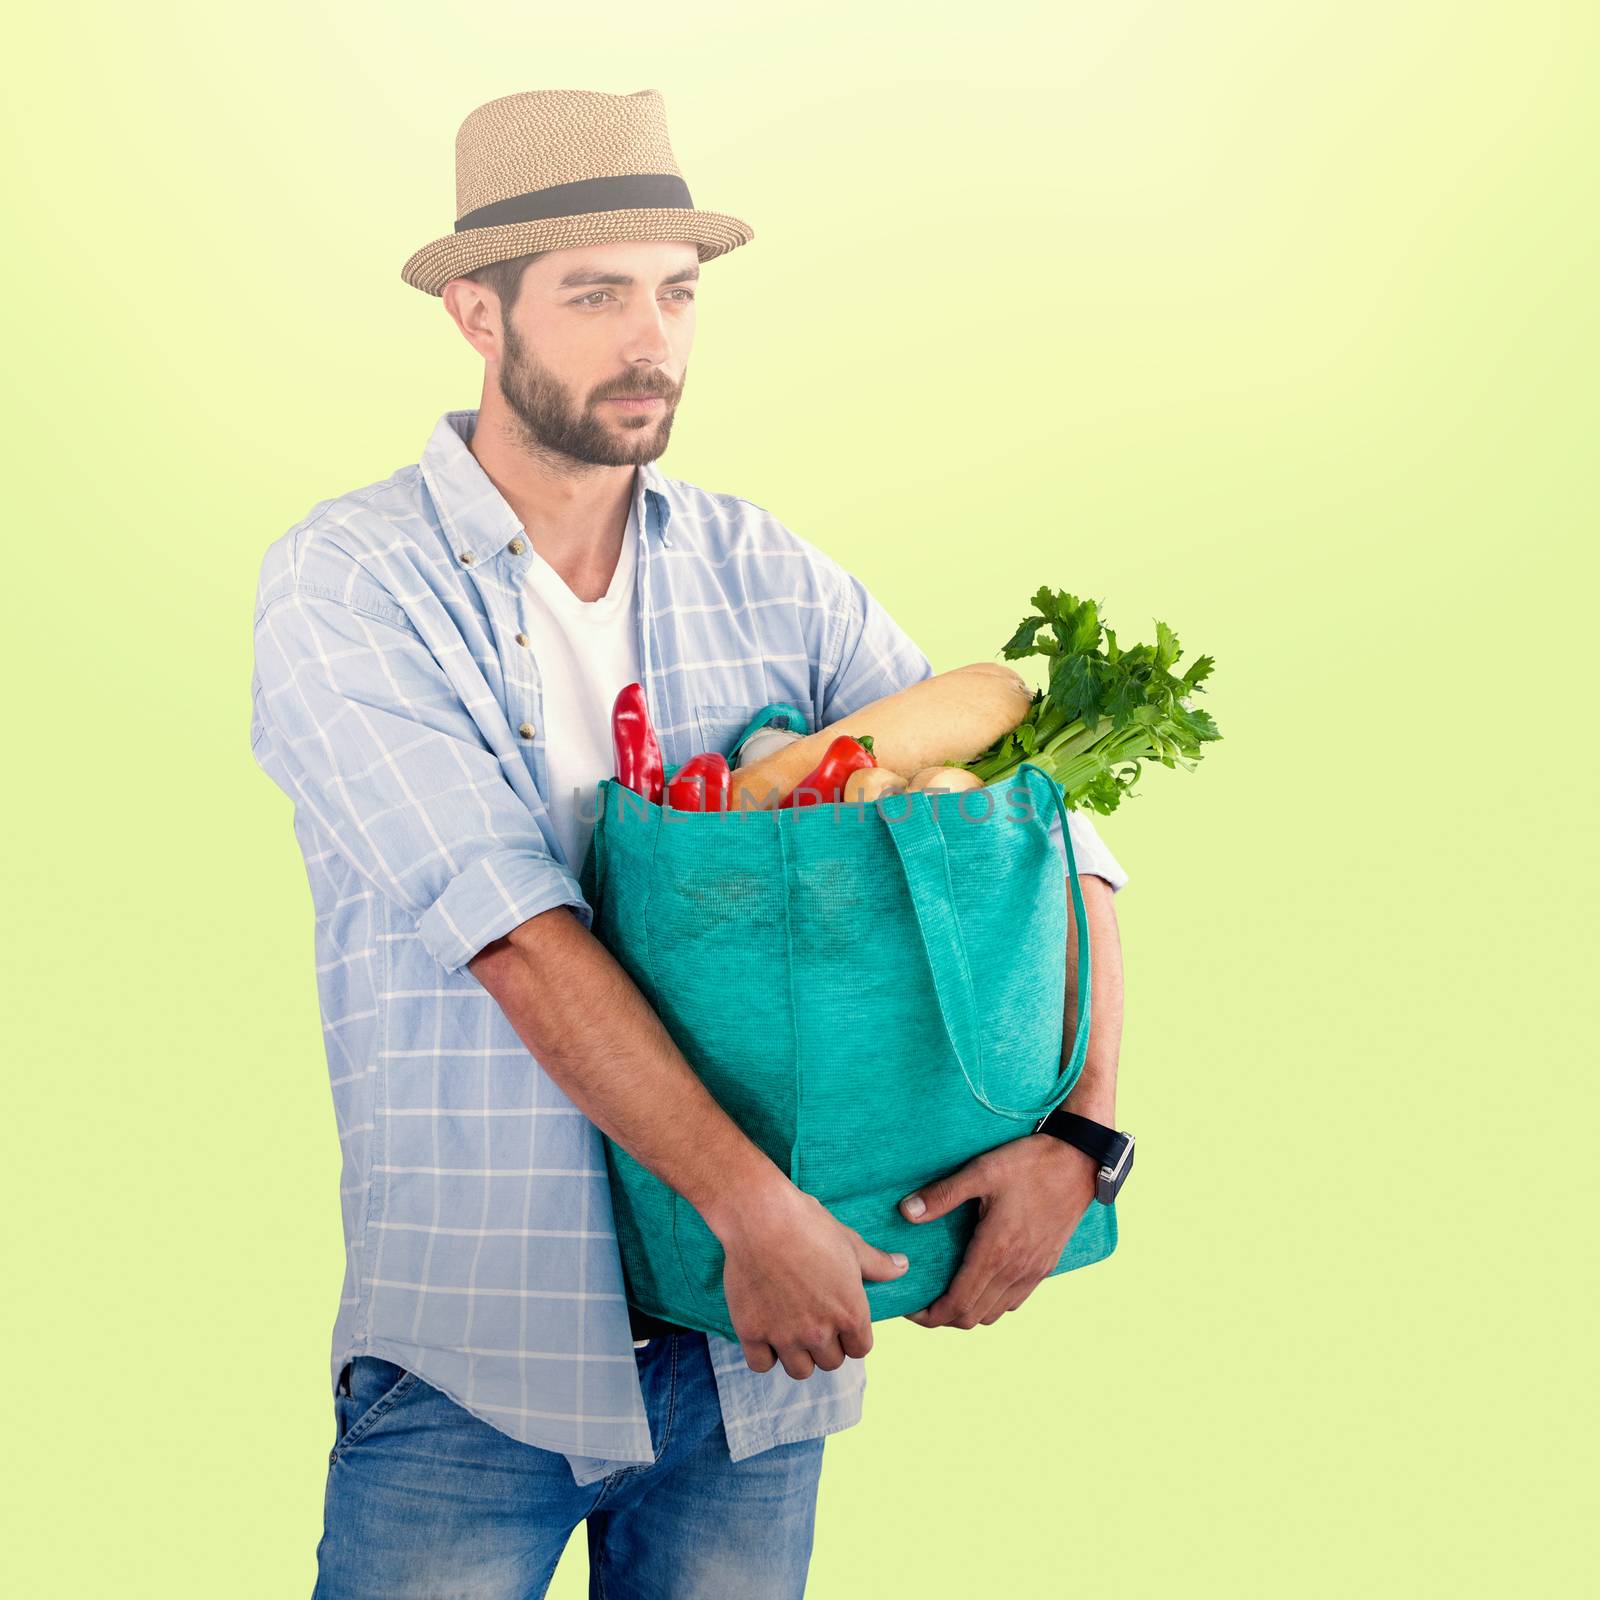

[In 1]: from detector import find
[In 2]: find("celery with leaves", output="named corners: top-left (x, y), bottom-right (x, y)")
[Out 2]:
top-left (965, 587), bottom-right (1222, 816)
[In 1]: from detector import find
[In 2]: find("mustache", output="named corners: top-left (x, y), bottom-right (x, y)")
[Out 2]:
top-left (597, 381), bottom-right (676, 400)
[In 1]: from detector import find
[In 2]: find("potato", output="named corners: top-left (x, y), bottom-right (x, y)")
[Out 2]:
top-left (907, 765), bottom-right (984, 793)
top-left (731, 663), bottom-right (1031, 810)
top-left (840, 766), bottom-right (908, 804)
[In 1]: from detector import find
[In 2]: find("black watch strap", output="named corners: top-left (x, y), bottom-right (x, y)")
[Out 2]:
top-left (1034, 1108), bottom-right (1121, 1164)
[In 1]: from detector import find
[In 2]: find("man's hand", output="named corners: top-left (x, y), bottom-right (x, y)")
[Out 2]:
top-left (716, 1182), bottom-right (910, 1380)
top-left (897, 1134), bottom-right (1098, 1329)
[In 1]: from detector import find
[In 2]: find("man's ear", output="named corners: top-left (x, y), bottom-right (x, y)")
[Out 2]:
top-left (441, 279), bottom-right (502, 363)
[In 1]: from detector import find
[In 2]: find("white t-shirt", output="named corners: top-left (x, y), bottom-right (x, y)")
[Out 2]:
top-left (522, 491), bottom-right (641, 876)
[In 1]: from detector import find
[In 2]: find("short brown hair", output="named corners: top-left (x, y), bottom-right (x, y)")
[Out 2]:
top-left (460, 251), bottom-right (549, 318)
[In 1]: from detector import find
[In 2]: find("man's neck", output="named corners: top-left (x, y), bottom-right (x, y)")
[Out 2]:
top-left (468, 402), bottom-right (638, 599)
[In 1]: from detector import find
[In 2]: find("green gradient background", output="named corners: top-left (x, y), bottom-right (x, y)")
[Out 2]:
top-left (6, 3), bottom-right (1594, 1595)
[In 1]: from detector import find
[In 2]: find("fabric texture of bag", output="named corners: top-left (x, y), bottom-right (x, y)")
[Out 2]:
top-left (576, 736), bottom-right (1116, 1343)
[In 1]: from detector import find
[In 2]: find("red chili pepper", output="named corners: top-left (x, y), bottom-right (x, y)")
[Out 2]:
top-left (776, 734), bottom-right (876, 808)
top-left (666, 751), bottom-right (731, 812)
top-left (611, 682), bottom-right (664, 804)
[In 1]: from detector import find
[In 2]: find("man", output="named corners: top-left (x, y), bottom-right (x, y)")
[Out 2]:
top-left (250, 89), bottom-right (1129, 1598)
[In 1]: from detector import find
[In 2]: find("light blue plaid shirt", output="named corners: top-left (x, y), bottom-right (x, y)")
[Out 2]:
top-left (249, 408), bottom-right (1127, 1486)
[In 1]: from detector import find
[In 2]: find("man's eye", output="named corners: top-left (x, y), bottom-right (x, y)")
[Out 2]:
top-left (572, 289), bottom-right (696, 306)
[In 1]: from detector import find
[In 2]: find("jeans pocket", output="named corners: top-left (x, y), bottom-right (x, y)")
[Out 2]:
top-left (330, 1355), bottom-right (420, 1465)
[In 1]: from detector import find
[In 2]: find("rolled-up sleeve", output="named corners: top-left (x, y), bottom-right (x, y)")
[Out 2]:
top-left (251, 584), bottom-right (591, 973)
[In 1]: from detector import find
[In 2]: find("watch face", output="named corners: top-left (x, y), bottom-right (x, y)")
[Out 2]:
top-left (1097, 1132), bottom-right (1135, 1203)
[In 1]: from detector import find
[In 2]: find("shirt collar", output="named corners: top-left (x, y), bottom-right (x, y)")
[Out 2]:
top-left (419, 407), bottom-right (674, 569)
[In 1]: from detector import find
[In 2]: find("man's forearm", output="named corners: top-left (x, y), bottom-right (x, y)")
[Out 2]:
top-left (466, 906), bottom-right (789, 1240)
top-left (1058, 874), bottom-right (1123, 1124)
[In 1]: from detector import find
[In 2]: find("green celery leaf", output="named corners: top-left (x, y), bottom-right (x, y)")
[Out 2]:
top-left (1172, 703), bottom-right (1223, 742)
top-left (1001, 613), bottom-right (1048, 657)
top-left (1154, 620), bottom-right (1181, 673)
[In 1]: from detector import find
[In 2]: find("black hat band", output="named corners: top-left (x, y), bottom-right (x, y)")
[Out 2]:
top-left (455, 173), bottom-right (695, 232)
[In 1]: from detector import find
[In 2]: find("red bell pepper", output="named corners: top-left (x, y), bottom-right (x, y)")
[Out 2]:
top-left (776, 734), bottom-right (876, 808)
top-left (611, 682), bottom-right (664, 804)
top-left (666, 751), bottom-right (732, 812)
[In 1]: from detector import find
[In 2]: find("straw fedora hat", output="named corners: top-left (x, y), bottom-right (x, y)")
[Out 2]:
top-left (401, 89), bottom-right (754, 296)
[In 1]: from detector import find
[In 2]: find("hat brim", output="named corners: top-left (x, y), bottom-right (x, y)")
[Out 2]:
top-left (400, 207), bottom-right (755, 296)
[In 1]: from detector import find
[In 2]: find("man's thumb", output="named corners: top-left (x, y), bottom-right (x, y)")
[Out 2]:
top-left (857, 1236), bottom-right (911, 1281)
top-left (900, 1174), bottom-right (970, 1223)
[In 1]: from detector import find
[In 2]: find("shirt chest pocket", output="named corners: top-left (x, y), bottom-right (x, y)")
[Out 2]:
top-left (691, 701), bottom-right (810, 766)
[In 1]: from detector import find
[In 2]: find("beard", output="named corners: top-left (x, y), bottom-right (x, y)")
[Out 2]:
top-left (496, 317), bottom-right (682, 468)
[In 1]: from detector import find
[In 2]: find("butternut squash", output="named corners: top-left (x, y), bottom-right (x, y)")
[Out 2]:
top-left (730, 664), bottom-right (1032, 810)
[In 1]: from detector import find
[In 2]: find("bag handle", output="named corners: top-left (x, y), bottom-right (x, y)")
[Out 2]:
top-left (881, 762), bottom-right (1093, 1122)
top-left (725, 701), bottom-right (808, 766)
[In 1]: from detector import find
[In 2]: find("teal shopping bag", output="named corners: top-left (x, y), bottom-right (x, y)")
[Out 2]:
top-left (576, 757), bottom-right (1115, 1343)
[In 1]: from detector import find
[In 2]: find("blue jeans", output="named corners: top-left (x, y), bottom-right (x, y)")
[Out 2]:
top-left (312, 1334), bottom-right (827, 1598)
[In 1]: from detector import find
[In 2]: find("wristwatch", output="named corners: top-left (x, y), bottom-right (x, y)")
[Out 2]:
top-left (1032, 1108), bottom-right (1135, 1204)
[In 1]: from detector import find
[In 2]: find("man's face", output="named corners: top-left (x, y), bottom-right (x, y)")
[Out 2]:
top-left (491, 239), bottom-right (697, 468)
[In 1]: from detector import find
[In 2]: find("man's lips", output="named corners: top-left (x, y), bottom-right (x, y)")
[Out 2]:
top-left (604, 395), bottom-right (667, 409)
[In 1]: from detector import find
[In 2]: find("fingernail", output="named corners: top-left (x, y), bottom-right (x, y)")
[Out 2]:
top-left (902, 1195), bottom-right (925, 1218)
top-left (892, 1253), bottom-right (908, 1269)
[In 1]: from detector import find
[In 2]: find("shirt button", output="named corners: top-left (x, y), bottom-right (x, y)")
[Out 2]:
top-left (515, 632), bottom-right (530, 647)
top-left (508, 538), bottom-right (526, 555)
top-left (518, 722), bottom-right (536, 739)
top-left (458, 551), bottom-right (475, 565)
